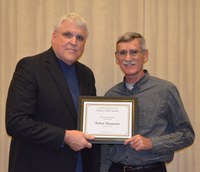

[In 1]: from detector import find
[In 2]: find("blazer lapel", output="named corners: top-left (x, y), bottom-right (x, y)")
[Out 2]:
top-left (45, 49), bottom-right (77, 121)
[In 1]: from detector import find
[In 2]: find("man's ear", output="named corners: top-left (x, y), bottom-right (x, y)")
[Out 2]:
top-left (116, 55), bottom-right (119, 64)
top-left (51, 31), bottom-right (57, 43)
top-left (143, 49), bottom-right (149, 63)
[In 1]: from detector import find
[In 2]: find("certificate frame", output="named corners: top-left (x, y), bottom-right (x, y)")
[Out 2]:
top-left (78, 96), bottom-right (137, 144)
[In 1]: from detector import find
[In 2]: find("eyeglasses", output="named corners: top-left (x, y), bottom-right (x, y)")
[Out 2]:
top-left (116, 49), bottom-right (145, 58)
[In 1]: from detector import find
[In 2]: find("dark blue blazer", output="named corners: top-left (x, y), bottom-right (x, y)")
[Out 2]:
top-left (6, 48), bottom-right (100, 172)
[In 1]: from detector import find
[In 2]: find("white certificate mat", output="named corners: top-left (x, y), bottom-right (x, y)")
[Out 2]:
top-left (78, 96), bottom-right (137, 144)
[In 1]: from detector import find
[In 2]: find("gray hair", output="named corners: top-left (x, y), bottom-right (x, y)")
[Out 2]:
top-left (53, 12), bottom-right (88, 37)
top-left (116, 32), bottom-right (146, 51)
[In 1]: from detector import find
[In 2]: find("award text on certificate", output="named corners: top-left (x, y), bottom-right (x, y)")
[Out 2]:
top-left (82, 102), bottom-right (132, 139)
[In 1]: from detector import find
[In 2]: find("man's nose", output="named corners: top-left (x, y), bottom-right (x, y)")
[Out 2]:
top-left (124, 53), bottom-right (132, 60)
top-left (69, 36), bottom-right (77, 45)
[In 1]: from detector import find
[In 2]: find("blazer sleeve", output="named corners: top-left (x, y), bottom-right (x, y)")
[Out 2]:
top-left (6, 58), bottom-right (65, 150)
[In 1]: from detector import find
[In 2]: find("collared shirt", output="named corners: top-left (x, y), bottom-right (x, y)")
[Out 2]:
top-left (100, 70), bottom-right (195, 172)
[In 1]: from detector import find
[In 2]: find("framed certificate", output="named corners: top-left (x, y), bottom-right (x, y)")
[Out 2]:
top-left (78, 96), bottom-right (137, 144)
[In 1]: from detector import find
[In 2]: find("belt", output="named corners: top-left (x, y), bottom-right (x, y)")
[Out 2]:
top-left (112, 162), bottom-right (165, 172)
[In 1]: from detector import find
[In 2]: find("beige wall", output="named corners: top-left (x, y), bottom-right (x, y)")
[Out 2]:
top-left (1, 0), bottom-right (200, 171)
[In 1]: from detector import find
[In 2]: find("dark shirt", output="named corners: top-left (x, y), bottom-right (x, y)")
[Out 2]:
top-left (57, 59), bottom-right (82, 172)
top-left (57, 59), bottom-right (80, 112)
top-left (100, 70), bottom-right (195, 171)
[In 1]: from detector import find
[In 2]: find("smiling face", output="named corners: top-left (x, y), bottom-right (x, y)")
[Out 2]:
top-left (51, 20), bottom-right (87, 65)
top-left (116, 38), bottom-right (148, 83)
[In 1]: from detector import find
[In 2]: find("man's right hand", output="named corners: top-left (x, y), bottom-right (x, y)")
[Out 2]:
top-left (64, 130), bottom-right (95, 151)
